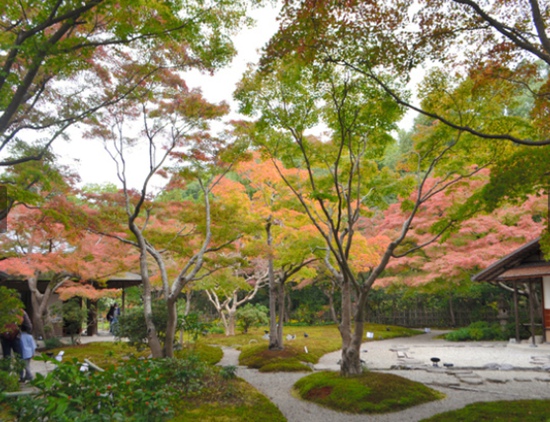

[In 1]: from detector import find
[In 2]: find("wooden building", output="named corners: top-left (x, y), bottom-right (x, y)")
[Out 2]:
top-left (473, 238), bottom-right (550, 345)
top-left (0, 272), bottom-right (141, 336)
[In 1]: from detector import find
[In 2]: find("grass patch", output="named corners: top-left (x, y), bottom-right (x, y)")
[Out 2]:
top-left (204, 323), bottom-right (421, 371)
top-left (43, 341), bottom-right (149, 368)
top-left (43, 341), bottom-right (223, 368)
top-left (295, 371), bottom-right (444, 414)
top-left (421, 399), bottom-right (550, 421)
top-left (175, 343), bottom-right (223, 365)
top-left (170, 378), bottom-right (285, 421)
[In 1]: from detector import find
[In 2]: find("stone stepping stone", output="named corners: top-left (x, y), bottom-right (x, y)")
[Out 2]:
top-left (450, 370), bottom-right (474, 376)
top-left (460, 378), bottom-right (484, 385)
top-left (486, 378), bottom-right (508, 384)
top-left (430, 381), bottom-right (461, 388)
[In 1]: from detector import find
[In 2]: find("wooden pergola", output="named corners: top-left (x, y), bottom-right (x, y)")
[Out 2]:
top-left (473, 238), bottom-right (550, 346)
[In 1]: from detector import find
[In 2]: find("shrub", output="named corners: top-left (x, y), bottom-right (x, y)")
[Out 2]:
top-left (236, 304), bottom-right (268, 334)
top-left (0, 358), bottom-right (22, 393)
top-left (43, 337), bottom-right (64, 350)
top-left (445, 321), bottom-right (519, 342)
top-left (115, 302), bottom-right (170, 350)
top-left (6, 351), bottom-right (230, 422)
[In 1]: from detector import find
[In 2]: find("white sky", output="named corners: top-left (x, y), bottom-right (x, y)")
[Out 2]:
top-left (55, 4), bottom-right (282, 190)
top-left (55, 3), bottom-right (418, 190)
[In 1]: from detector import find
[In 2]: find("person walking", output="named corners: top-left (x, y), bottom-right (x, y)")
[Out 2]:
top-left (19, 325), bottom-right (36, 382)
top-left (1, 309), bottom-right (32, 358)
top-left (106, 303), bottom-right (120, 334)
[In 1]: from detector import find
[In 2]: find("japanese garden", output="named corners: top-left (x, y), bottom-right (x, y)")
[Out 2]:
top-left (1, 0), bottom-right (550, 420)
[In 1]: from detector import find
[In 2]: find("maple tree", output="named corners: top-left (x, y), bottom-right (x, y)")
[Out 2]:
top-left (0, 204), bottom-right (136, 339)
top-left (225, 154), bottom-right (323, 348)
top-left (376, 172), bottom-right (546, 285)
top-left (0, 0), bottom-right (254, 167)
top-left (196, 268), bottom-right (267, 336)
top-left (266, 0), bottom-right (550, 146)
top-left (236, 56), bottom-right (509, 375)
top-left (80, 69), bottom-right (249, 358)
top-left (263, 0), bottom-right (550, 256)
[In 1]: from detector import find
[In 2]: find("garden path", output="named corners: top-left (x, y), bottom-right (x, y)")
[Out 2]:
top-left (218, 331), bottom-right (550, 422)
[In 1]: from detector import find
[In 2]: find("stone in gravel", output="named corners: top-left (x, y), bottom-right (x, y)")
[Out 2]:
top-left (430, 381), bottom-right (461, 388)
top-left (451, 370), bottom-right (474, 375)
top-left (457, 373), bottom-right (482, 379)
top-left (460, 378), bottom-right (484, 385)
top-left (535, 377), bottom-right (550, 382)
top-left (499, 364), bottom-right (515, 371)
top-left (513, 377), bottom-right (533, 382)
top-left (486, 378), bottom-right (508, 384)
top-left (483, 363), bottom-right (500, 370)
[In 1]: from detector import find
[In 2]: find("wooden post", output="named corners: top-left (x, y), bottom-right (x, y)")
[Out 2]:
top-left (529, 281), bottom-right (537, 347)
top-left (514, 283), bottom-right (520, 343)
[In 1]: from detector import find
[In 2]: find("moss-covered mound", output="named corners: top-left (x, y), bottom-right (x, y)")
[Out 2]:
top-left (170, 378), bottom-right (286, 421)
top-left (421, 399), bottom-right (550, 421)
top-left (240, 344), bottom-right (314, 372)
top-left (295, 371), bottom-right (444, 414)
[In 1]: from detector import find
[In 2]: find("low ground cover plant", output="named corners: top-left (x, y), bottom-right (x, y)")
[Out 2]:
top-left (0, 342), bottom-right (282, 422)
top-left (294, 371), bottom-right (444, 414)
top-left (421, 399), bottom-right (550, 421)
top-left (444, 321), bottom-right (527, 342)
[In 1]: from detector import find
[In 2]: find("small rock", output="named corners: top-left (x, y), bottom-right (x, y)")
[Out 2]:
top-left (486, 378), bottom-right (508, 384)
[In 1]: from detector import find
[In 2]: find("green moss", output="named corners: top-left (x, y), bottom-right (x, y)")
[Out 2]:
top-left (259, 359), bottom-right (312, 373)
top-left (175, 343), bottom-right (223, 365)
top-left (295, 371), bottom-right (443, 414)
top-left (170, 378), bottom-right (285, 421)
top-left (422, 399), bottom-right (550, 421)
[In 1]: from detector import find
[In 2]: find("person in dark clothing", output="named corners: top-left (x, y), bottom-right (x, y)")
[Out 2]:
top-left (1, 309), bottom-right (32, 358)
top-left (106, 303), bottom-right (120, 334)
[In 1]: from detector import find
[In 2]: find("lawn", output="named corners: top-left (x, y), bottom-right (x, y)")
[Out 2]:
top-left (200, 323), bottom-right (421, 372)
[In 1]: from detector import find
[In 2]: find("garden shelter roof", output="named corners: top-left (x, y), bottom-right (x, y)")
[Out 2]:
top-left (472, 238), bottom-right (550, 282)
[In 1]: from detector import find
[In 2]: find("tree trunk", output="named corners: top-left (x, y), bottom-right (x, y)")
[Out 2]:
top-left (164, 298), bottom-right (178, 358)
top-left (140, 250), bottom-right (163, 357)
top-left (226, 311), bottom-right (236, 336)
top-left (342, 289), bottom-right (369, 376)
top-left (267, 220), bottom-right (282, 350)
top-left (277, 281), bottom-right (284, 346)
top-left (339, 278), bottom-right (363, 376)
top-left (448, 293), bottom-right (456, 327)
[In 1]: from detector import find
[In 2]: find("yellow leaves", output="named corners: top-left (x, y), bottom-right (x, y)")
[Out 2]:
top-left (348, 233), bottom-right (391, 273)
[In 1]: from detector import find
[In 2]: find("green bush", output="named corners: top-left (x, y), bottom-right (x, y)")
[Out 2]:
top-left (236, 304), bottom-right (268, 334)
top-left (6, 351), bottom-right (232, 422)
top-left (0, 358), bottom-right (22, 393)
top-left (43, 337), bottom-right (64, 350)
top-left (116, 304), bottom-right (209, 350)
top-left (445, 321), bottom-right (521, 342)
top-left (115, 302), bottom-right (168, 349)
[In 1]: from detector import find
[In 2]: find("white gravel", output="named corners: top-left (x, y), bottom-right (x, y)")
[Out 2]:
top-left (219, 331), bottom-right (550, 422)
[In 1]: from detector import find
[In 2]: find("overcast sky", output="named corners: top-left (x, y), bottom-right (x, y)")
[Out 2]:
top-left (55, 3), bottom-right (417, 190)
top-left (55, 3), bottom-right (282, 189)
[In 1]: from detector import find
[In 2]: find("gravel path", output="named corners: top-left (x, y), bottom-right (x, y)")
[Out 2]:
top-left (218, 331), bottom-right (550, 422)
